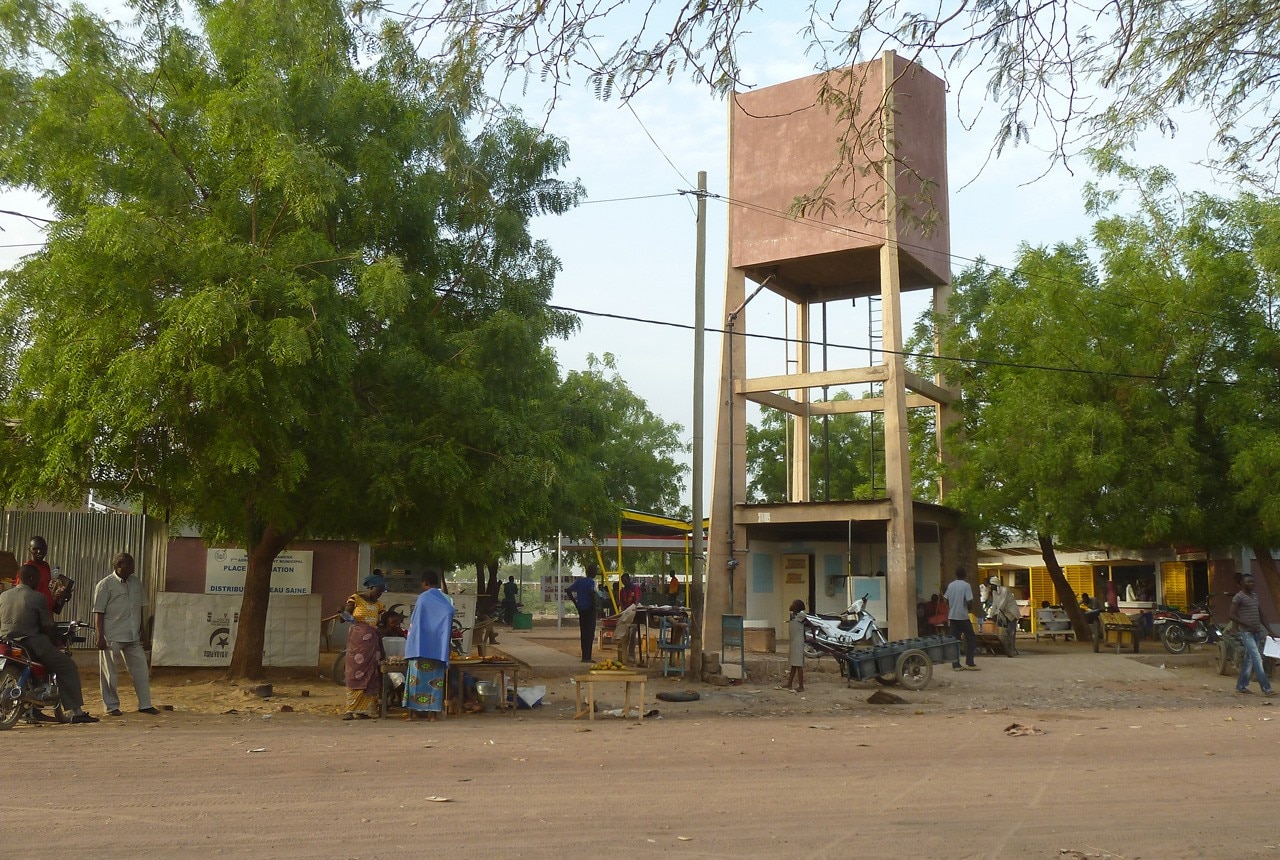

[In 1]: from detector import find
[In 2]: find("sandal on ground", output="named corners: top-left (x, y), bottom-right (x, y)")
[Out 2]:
top-left (342, 713), bottom-right (356, 720)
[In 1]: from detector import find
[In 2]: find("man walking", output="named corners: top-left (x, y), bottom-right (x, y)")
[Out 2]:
top-left (987, 576), bottom-right (1020, 657)
top-left (0, 564), bottom-right (98, 723)
top-left (1230, 574), bottom-right (1276, 697)
top-left (93, 552), bottom-right (159, 716)
top-left (944, 566), bottom-right (980, 671)
top-left (566, 565), bottom-right (600, 663)
top-left (501, 575), bottom-right (519, 624)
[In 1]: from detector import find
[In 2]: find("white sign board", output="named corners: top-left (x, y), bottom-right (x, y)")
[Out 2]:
top-left (205, 548), bottom-right (314, 595)
top-left (542, 575), bottom-right (575, 601)
top-left (151, 592), bottom-right (321, 667)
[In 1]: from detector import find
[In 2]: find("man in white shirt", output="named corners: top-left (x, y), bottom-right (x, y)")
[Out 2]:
top-left (93, 552), bottom-right (159, 716)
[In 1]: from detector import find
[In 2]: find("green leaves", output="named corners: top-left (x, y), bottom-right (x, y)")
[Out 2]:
top-left (940, 162), bottom-right (1280, 551)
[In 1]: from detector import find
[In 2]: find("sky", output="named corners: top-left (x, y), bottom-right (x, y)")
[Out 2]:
top-left (0, 3), bottom-right (1226, 516)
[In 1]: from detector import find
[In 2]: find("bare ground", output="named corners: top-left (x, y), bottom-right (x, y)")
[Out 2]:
top-left (4, 632), bottom-right (1279, 859)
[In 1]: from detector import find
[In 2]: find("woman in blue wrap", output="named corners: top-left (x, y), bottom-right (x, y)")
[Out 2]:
top-left (404, 569), bottom-right (454, 720)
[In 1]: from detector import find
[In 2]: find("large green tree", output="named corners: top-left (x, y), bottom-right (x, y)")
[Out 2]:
top-left (935, 161), bottom-right (1280, 633)
top-left (0, 0), bottom-right (583, 677)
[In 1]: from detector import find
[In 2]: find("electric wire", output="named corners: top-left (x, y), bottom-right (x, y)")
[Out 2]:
top-left (548, 303), bottom-right (1235, 386)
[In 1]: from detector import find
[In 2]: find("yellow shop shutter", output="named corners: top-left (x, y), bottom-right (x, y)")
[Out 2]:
top-left (1161, 562), bottom-right (1188, 609)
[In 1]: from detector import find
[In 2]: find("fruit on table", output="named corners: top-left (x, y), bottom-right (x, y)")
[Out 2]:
top-left (591, 660), bottom-right (626, 671)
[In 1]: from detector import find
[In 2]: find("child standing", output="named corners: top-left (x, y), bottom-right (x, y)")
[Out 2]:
top-left (782, 599), bottom-right (806, 692)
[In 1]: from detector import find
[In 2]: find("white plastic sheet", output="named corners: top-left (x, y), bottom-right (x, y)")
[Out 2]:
top-left (151, 592), bottom-right (321, 667)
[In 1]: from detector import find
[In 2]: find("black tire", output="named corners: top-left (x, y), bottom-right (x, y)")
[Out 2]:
top-left (895, 649), bottom-right (933, 691)
top-left (1162, 624), bottom-right (1188, 655)
top-left (656, 690), bottom-right (700, 703)
top-left (0, 668), bottom-right (25, 731)
top-left (331, 651), bottom-right (346, 686)
top-left (1216, 640), bottom-right (1232, 676)
top-left (874, 674), bottom-right (898, 686)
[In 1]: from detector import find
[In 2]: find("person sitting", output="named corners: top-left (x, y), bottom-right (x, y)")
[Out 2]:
top-left (619, 573), bottom-right (642, 610)
top-left (0, 564), bottom-right (98, 723)
top-left (378, 610), bottom-right (406, 640)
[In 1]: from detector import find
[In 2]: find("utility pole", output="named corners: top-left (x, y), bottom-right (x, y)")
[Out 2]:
top-left (690, 170), bottom-right (707, 678)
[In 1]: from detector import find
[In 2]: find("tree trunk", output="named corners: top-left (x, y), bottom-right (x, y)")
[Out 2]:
top-left (486, 560), bottom-right (500, 597)
top-left (1038, 533), bottom-right (1092, 640)
top-left (1249, 545), bottom-right (1280, 628)
top-left (227, 523), bottom-right (294, 680)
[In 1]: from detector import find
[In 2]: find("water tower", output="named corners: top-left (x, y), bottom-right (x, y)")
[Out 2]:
top-left (704, 52), bottom-right (974, 652)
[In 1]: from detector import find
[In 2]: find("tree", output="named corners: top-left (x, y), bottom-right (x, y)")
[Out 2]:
top-left (395, 0), bottom-right (1280, 187)
top-left (934, 160), bottom-right (1280, 633)
top-left (0, 0), bottom-right (582, 677)
top-left (746, 392), bottom-right (938, 503)
top-left (549, 353), bottom-right (689, 537)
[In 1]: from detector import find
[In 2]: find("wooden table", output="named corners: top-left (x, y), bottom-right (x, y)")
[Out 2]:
top-left (449, 660), bottom-right (519, 717)
top-left (574, 672), bottom-right (646, 721)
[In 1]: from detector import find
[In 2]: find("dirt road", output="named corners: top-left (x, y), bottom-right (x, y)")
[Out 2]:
top-left (4, 637), bottom-right (1277, 858)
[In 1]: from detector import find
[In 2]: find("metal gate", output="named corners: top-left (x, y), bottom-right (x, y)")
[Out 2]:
top-left (2, 510), bottom-right (168, 647)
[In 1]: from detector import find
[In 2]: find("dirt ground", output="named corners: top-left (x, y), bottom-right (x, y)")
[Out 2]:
top-left (5, 630), bottom-right (1280, 858)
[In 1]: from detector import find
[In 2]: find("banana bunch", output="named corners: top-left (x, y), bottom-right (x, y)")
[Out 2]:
top-left (592, 659), bottom-right (626, 671)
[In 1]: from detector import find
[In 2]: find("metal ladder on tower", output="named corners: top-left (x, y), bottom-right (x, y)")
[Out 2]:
top-left (867, 295), bottom-right (884, 494)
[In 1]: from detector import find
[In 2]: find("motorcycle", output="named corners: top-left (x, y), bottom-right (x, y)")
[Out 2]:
top-left (0, 621), bottom-right (86, 730)
top-left (800, 594), bottom-right (899, 685)
top-left (1153, 603), bottom-right (1216, 654)
top-left (801, 594), bottom-right (890, 655)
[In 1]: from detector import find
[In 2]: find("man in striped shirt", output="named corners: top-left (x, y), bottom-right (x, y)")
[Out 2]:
top-left (1230, 575), bottom-right (1276, 697)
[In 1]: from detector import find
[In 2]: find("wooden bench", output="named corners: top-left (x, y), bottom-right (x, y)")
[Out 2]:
top-left (1093, 612), bottom-right (1139, 654)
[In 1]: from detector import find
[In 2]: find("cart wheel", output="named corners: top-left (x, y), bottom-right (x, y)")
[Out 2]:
top-left (1215, 640), bottom-right (1231, 676)
top-left (874, 673), bottom-right (898, 686)
top-left (895, 649), bottom-right (932, 691)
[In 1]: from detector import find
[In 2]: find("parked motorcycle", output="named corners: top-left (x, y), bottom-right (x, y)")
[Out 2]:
top-left (1153, 603), bottom-right (1216, 654)
top-left (800, 595), bottom-right (903, 685)
top-left (0, 621), bottom-right (86, 730)
top-left (801, 594), bottom-right (890, 654)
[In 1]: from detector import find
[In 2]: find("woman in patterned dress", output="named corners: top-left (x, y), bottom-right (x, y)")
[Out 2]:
top-left (341, 573), bottom-right (387, 720)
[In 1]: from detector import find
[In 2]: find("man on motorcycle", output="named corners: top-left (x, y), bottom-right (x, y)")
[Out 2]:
top-left (0, 564), bottom-right (99, 723)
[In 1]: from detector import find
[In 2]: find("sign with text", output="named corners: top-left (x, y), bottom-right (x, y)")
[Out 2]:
top-left (542, 575), bottom-right (575, 601)
top-left (151, 592), bottom-right (320, 667)
top-left (204, 548), bottom-right (314, 595)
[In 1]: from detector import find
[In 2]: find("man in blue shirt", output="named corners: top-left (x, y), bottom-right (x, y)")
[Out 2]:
top-left (566, 565), bottom-right (600, 663)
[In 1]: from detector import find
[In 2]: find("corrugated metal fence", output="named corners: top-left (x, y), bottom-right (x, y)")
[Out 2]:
top-left (3, 510), bottom-right (168, 648)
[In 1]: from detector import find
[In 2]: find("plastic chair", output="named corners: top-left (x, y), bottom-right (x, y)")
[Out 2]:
top-left (657, 615), bottom-right (691, 677)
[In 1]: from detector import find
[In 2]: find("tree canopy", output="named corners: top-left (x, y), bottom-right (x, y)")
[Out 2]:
top-left (934, 159), bottom-right (1280, 622)
top-left (0, 0), bottom-right (587, 676)
top-left (394, 0), bottom-right (1280, 185)
top-left (745, 393), bottom-right (938, 504)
